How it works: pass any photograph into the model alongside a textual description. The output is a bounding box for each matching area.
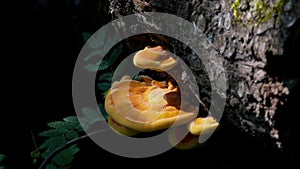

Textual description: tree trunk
[107,0,300,151]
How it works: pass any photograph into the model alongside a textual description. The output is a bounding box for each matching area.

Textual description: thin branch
[31,131,39,151]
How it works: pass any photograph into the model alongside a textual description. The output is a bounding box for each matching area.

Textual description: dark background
[1,0,298,168]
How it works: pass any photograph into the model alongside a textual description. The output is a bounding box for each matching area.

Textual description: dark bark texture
[108,0,300,150]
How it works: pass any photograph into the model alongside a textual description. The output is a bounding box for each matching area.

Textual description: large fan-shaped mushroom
[105,76,198,132]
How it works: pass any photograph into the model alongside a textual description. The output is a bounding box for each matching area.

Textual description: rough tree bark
[106,0,300,150]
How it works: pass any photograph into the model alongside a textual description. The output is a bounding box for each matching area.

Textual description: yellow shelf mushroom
[168,116,219,150]
[104,46,219,150]
[133,46,177,71]
[105,75,198,132]
[168,126,199,150]
[188,116,219,136]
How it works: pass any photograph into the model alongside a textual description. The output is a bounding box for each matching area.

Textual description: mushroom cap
[187,116,219,136]
[133,46,177,71]
[104,76,197,132]
[168,127,199,150]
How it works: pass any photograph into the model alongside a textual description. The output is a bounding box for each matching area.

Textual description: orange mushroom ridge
[133,46,177,71]
[104,75,198,132]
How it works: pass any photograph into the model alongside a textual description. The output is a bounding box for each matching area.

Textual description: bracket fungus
[105,75,198,132]
[168,116,219,150]
[133,46,177,71]
[168,126,200,150]
[104,46,219,150]
[188,116,219,136]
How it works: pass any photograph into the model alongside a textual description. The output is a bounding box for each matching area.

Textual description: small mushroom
[168,116,219,150]
[187,116,219,136]
[168,126,199,150]
[104,76,197,132]
[133,46,177,71]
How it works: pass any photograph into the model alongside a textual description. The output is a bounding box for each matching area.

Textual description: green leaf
[79,123,89,131]
[47,121,80,130]
[101,90,109,99]
[65,130,79,140]
[132,75,142,81]
[84,61,101,72]
[32,159,38,166]
[39,129,69,137]
[52,145,79,167]
[98,72,113,82]
[102,36,118,56]
[98,60,110,70]
[0,154,5,163]
[81,107,100,119]
[108,45,122,65]
[53,154,73,167]
[83,49,102,61]
[35,116,83,169]
[46,163,57,169]
[63,116,79,123]
[84,60,109,72]
[31,150,41,159]
[97,82,111,91]
[68,145,80,155]
[31,150,41,165]
[112,56,131,79]
[87,30,106,49]
[75,125,84,132]
[79,107,104,129]
[82,32,92,42]
[42,137,67,158]
[39,136,63,149]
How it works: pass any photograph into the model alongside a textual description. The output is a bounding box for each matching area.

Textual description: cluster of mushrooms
[104,46,219,150]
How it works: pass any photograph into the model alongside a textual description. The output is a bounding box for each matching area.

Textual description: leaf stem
[31,131,39,151]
